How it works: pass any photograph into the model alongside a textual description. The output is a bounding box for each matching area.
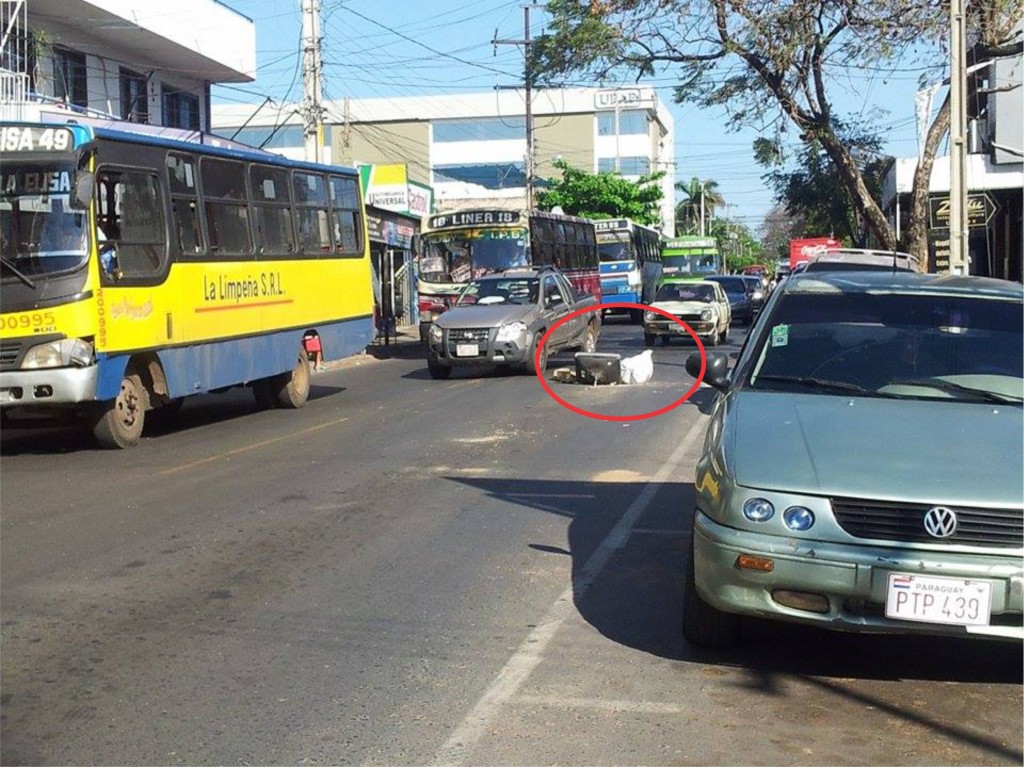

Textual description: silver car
[683,271,1023,647]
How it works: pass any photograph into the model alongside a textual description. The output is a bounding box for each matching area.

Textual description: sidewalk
[317,324,424,371]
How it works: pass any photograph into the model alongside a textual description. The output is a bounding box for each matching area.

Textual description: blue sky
[215,0,941,233]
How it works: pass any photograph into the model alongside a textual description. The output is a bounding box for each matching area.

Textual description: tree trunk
[905,93,952,271]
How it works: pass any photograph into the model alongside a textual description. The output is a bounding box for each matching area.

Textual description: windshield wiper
[0,254,36,289]
[756,374,868,394]
[886,377,1022,404]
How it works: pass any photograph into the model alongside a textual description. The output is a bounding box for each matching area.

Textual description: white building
[0,0,255,132]
[211,86,677,235]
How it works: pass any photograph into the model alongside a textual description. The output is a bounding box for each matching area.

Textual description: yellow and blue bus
[417,208,599,340]
[593,218,662,321]
[0,122,373,448]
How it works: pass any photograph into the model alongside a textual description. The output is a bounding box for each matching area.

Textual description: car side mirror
[686,351,730,392]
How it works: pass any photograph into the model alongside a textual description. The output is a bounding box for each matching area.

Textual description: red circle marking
[534,301,707,421]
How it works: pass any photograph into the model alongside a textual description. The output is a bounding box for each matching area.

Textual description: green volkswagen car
[683,271,1023,647]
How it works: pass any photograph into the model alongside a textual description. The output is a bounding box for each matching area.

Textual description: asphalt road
[1,318,1021,766]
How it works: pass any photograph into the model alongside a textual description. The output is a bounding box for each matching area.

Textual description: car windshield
[655,283,714,302]
[456,277,538,306]
[748,291,1024,402]
[1,160,89,278]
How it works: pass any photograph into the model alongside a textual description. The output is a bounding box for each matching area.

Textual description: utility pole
[300,0,324,163]
[948,0,969,274]
[494,2,538,209]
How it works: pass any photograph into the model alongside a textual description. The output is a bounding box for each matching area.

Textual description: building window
[433,117,526,143]
[120,68,148,123]
[162,86,201,131]
[434,162,526,190]
[598,156,650,175]
[597,109,649,137]
[53,48,88,107]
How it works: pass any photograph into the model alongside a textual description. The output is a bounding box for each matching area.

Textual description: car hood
[436,304,532,328]
[649,299,716,315]
[727,392,1023,506]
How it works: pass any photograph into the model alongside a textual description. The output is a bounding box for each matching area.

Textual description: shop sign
[929,193,997,229]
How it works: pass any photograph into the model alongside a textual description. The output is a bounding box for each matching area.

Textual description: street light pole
[948,0,969,275]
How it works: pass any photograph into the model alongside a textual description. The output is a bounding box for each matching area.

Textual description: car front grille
[831,497,1024,548]
[447,328,490,344]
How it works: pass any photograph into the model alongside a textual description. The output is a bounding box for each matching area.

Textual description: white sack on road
[619,349,654,384]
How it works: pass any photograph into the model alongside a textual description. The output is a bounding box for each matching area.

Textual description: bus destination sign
[593,219,629,231]
[428,210,521,229]
[0,126,73,153]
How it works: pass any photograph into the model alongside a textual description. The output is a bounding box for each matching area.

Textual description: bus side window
[167,152,204,256]
[95,169,167,279]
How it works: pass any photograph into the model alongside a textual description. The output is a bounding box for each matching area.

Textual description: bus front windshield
[1,161,89,279]
[597,233,632,263]
[662,254,718,276]
[419,229,528,284]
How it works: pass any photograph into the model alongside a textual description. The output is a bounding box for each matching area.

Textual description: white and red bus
[417,208,599,340]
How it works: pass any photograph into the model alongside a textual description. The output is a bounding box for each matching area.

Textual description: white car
[643,280,732,347]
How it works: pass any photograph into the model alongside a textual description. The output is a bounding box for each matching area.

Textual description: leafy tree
[535,158,665,225]
[754,120,888,247]
[531,0,1023,268]
[674,176,724,236]
[710,217,763,273]
[759,204,804,262]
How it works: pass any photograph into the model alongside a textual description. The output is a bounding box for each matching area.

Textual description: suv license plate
[884,573,992,626]
[455,343,479,357]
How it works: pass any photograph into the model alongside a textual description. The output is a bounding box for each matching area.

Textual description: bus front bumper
[0,366,99,407]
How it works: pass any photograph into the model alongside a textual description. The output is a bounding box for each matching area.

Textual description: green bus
[660,236,722,279]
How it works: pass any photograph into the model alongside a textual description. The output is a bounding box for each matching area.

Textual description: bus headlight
[428,324,443,344]
[627,270,642,288]
[495,321,527,343]
[700,309,713,321]
[22,338,94,369]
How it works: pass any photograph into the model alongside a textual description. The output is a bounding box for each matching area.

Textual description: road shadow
[0,383,348,455]
[443,473,1023,687]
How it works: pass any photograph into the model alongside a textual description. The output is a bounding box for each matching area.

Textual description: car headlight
[743,497,775,522]
[495,321,527,343]
[644,311,657,322]
[783,506,815,531]
[428,324,443,343]
[21,338,94,369]
[700,308,713,321]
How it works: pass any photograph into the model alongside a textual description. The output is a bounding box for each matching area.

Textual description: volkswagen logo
[923,506,958,538]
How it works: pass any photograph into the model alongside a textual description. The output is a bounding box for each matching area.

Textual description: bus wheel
[580,322,598,354]
[271,351,311,409]
[93,370,146,449]
[643,332,656,348]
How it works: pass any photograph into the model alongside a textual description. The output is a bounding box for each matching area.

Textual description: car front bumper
[692,510,1024,640]
[428,328,531,367]
[644,319,716,338]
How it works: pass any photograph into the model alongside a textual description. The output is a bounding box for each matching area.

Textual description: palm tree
[674,177,725,236]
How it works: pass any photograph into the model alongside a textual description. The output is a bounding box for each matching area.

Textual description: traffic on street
[2,318,1021,766]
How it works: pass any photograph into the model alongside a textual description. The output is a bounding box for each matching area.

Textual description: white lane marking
[517,694,689,715]
[432,415,709,767]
